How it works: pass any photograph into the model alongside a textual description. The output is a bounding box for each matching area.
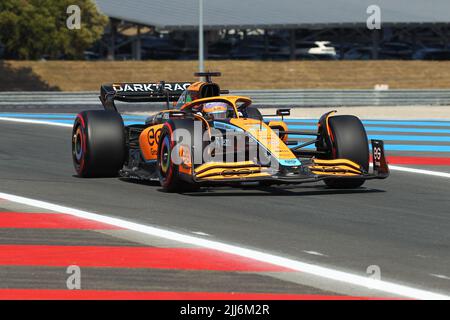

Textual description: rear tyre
[72,110,125,177]
[323,115,369,189]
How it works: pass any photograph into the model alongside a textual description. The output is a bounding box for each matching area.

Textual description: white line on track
[0,117,72,128]
[430,274,450,280]
[0,191,448,300]
[191,231,211,236]
[303,250,328,257]
[389,165,450,179]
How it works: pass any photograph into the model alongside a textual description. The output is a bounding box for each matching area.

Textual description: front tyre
[157,124,197,192]
[72,110,125,177]
[323,115,369,189]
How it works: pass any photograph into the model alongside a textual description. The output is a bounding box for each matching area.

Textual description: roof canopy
[95,0,450,30]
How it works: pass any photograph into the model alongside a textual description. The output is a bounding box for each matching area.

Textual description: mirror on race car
[276,109,291,116]
[261,108,291,119]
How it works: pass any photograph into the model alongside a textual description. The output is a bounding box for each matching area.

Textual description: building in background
[90,0,450,61]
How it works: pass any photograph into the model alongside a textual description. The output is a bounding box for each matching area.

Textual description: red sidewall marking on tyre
[75,114,87,172]
[161,123,174,186]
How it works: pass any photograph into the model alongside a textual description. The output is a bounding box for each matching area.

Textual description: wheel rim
[74,127,83,161]
[160,136,171,177]
[72,125,84,165]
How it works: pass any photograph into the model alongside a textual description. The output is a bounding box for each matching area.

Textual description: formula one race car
[72,72,389,192]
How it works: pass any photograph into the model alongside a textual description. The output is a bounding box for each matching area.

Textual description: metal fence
[1,90,450,108]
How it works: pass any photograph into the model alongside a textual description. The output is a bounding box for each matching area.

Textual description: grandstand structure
[94,0,450,61]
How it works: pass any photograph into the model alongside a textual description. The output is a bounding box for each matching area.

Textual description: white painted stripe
[0,191,447,300]
[302,250,327,257]
[191,231,211,236]
[430,274,450,280]
[390,165,450,179]
[0,117,72,128]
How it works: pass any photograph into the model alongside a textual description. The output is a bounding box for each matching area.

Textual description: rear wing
[100,81,192,111]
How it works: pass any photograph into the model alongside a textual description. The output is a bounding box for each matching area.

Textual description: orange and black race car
[72,72,389,192]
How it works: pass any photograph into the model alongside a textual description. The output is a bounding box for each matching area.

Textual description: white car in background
[289,41,337,59]
[308,41,337,56]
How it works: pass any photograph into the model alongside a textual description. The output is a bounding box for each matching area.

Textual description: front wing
[189,140,389,185]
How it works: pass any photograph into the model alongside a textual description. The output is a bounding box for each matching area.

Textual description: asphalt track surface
[0,112,449,299]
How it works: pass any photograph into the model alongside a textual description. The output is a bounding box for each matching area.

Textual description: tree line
[0,0,107,59]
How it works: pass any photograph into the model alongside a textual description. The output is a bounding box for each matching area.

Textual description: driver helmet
[202,102,228,120]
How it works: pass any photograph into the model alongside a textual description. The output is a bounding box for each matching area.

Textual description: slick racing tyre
[157,123,198,193]
[323,115,369,189]
[72,110,125,177]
